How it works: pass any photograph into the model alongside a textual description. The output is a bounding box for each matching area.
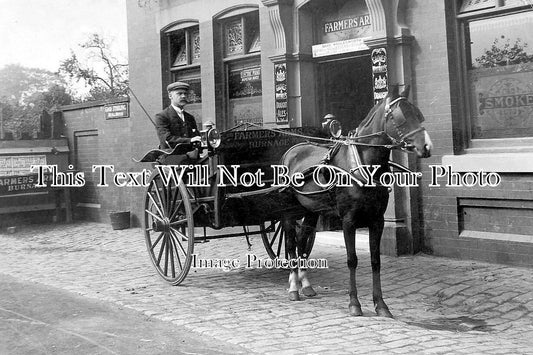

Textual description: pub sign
[275,63,288,125]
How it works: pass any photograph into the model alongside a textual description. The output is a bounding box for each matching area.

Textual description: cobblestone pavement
[1,222,533,354]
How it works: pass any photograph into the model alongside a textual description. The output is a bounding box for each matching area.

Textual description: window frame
[160,22,202,111]
[456,0,533,148]
[217,10,262,130]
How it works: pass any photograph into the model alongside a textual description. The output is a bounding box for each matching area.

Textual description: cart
[137,124,330,285]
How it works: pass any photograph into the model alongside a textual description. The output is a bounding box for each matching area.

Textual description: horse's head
[383,86,432,158]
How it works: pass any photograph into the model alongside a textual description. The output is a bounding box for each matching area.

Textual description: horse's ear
[400,85,411,98]
[384,96,391,112]
[389,85,399,98]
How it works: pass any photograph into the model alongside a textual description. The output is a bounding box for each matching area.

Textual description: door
[318,55,374,134]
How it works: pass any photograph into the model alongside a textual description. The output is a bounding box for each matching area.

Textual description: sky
[0,0,128,73]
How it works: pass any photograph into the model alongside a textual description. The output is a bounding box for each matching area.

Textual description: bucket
[109,211,130,230]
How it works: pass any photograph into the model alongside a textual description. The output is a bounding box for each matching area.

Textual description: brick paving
[0,222,533,354]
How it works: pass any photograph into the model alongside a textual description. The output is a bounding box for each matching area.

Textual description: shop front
[122,0,533,265]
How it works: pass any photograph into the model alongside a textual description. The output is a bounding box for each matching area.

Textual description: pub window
[220,11,262,128]
[162,24,202,119]
[223,12,261,57]
[169,25,200,68]
[459,0,533,140]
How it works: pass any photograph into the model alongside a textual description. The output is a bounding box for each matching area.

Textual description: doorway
[317,54,374,134]
[317,54,373,230]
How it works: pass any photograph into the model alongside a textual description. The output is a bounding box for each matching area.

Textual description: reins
[225,120,405,150]
[279,95,426,196]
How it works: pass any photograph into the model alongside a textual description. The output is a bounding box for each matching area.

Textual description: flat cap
[167,81,190,92]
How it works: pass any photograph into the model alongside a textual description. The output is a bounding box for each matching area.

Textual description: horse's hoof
[301,286,317,297]
[349,305,363,316]
[376,307,393,318]
[289,291,300,301]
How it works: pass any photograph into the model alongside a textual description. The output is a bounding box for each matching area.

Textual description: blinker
[392,109,407,127]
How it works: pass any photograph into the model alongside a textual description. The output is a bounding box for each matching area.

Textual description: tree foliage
[474,36,533,68]
[0,65,72,138]
[59,33,129,101]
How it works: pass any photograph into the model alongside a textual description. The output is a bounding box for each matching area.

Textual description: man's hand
[190,136,202,143]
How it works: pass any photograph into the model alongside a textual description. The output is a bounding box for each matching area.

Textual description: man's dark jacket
[154,106,199,149]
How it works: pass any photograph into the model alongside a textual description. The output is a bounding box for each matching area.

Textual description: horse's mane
[356,86,400,133]
[357,101,383,132]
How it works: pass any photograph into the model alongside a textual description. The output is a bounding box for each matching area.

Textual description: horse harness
[289,97,423,197]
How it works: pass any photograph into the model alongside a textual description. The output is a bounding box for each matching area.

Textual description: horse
[281,85,432,317]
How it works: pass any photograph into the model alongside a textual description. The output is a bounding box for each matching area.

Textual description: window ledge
[460,230,533,244]
[442,151,533,172]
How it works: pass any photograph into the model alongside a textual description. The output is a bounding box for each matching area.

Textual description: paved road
[0,274,247,354]
[0,222,532,354]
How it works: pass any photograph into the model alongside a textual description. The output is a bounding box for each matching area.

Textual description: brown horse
[281,86,432,317]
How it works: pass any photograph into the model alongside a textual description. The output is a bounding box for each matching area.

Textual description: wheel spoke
[276,228,284,257]
[165,183,172,216]
[164,234,170,275]
[169,199,183,222]
[169,218,188,226]
[146,208,164,223]
[170,227,188,255]
[169,185,180,218]
[156,233,167,266]
[270,223,282,248]
[168,229,184,270]
[150,232,164,252]
[152,178,167,217]
[168,233,176,278]
[147,192,166,220]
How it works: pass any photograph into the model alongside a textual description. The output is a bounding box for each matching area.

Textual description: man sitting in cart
[154,81,202,164]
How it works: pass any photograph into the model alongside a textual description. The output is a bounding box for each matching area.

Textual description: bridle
[381,96,426,150]
[282,96,427,195]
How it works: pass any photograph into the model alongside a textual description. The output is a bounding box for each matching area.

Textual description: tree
[474,36,533,68]
[0,65,72,138]
[59,33,129,102]
[0,64,65,105]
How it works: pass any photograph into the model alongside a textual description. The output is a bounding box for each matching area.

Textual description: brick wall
[407,0,533,267]
[62,98,134,222]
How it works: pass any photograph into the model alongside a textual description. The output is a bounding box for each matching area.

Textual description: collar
[171,104,184,116]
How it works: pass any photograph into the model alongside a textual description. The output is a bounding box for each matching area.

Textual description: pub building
[120,0,533,266]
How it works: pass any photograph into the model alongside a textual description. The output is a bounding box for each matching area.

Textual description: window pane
[460,0,495,14]
[228,64,262,127]
[225,19,244,56]
[170,31,187,67]
[191,28,200,63]
[469,12,533,68]
[466,11,533,139]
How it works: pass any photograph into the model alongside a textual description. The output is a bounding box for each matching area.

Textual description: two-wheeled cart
[137,124,330,285]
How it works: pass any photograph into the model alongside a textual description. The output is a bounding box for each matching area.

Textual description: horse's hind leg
[284,218,300,301]
[298,213,319,297]
[369,219,393,318]
[343,219,363,316]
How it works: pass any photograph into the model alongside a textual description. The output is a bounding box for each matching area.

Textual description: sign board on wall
[318,1,371,44]
[228,66,262,99]
[372,48,388,104]
[312,1,371,58]
[274,63,289,125]
[0,155,47,176]
[0,174,51,195]
[0,155,49,196]
[472,67,533,138]
[104,102,129,119]
[312,37,370,58]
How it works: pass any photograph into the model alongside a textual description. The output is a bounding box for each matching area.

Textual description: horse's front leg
[343,219,362,316]
[297,213,319,297]
[369,219,393,318]
[284,218,300,301]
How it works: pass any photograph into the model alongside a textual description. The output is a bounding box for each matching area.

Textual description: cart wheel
[261,219,316,260]
[144,171,194,285]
